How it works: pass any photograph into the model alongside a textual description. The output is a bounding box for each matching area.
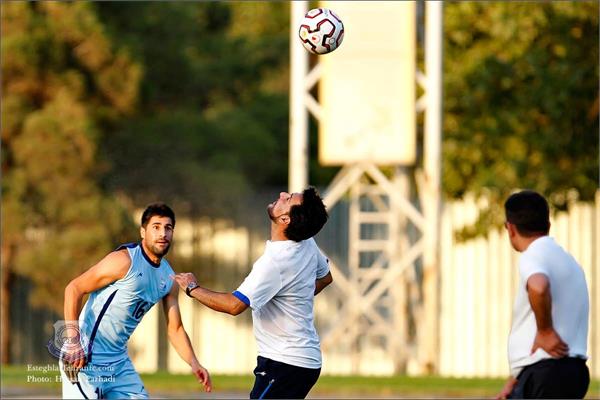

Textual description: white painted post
[289,1,309,193]
[421,0,443,374]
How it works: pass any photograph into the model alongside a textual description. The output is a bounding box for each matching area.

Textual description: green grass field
[2,364,599,398]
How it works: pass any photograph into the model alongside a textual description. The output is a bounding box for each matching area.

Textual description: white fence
[130,191,599,379]
[439,192,599,379]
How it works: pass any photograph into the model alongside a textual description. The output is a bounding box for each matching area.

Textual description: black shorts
[249,356,321,399]
[509,357,590,399]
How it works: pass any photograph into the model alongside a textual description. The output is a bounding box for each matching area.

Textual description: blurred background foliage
[1,1,598,361]
[443,2,598,238]
[2,2,139,319]
[96,2,292,215]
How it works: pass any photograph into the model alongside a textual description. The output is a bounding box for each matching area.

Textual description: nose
[279,192,288,199]
[158,226,168,237]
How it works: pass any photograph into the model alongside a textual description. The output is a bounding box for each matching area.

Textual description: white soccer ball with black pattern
[298,8,344,55]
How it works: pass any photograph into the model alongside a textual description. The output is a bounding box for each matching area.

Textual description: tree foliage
[2,0,598,325]
[1,2,139,312]
[95,2,292,216]
[443,2,599,236]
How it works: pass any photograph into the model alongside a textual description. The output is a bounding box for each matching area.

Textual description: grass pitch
[2,364,599,398]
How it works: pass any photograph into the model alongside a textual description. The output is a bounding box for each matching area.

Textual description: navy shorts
[250,356,321,399]
[509,357,589,399]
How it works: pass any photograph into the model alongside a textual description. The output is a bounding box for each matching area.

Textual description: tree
[443,2,599,237]
[95,2,293,216]
[1,2,140,362]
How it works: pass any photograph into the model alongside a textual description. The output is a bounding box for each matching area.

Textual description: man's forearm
[496,376,518,400]
[314,279,329,295]
[168,325,198,366]
[527,274,569,358]
[314,272,333,296]
[64,283,84,328]
[527,274,553,331]
[190,286,244,315]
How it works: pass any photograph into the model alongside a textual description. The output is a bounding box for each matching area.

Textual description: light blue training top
[78,243,174,365]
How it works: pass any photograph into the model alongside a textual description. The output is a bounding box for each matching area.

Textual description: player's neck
[141,241,162,264]
[518,234,546,252]
[270,224,289,242]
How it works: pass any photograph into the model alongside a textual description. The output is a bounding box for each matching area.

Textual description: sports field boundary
[2,365,599,398]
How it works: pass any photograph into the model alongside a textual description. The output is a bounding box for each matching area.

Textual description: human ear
[507,223,517,238]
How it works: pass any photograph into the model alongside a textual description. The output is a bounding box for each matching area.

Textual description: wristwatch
[185,281,199,297]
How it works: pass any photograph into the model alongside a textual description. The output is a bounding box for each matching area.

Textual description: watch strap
[185,284,199,297]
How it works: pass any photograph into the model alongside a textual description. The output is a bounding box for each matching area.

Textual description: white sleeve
[234,256,282,311]
[518,252,549,286]
[316,245,330,279]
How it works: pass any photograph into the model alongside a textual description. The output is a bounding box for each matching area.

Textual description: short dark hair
[285,187,328,242]
[504,190,550,237]
[141,203,176,228]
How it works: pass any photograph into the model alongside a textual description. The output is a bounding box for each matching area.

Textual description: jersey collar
[139,242,161,268]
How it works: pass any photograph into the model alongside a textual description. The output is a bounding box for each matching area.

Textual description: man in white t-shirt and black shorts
[496,190,590,399]
[173,187,333,399]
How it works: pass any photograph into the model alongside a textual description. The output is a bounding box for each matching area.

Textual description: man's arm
[495,376,518,400]
[315,271,333,295]
[527,273,569,357]
[172,273,248,316]
[64,250,130,321]
[62,250,130,372]
[162,285,212,392]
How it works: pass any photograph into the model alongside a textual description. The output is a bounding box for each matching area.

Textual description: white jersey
[508,236,589,377]
[78,243,174,364]
[234,238,330,369]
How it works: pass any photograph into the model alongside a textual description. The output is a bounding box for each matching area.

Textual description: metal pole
[425,3,442,189]
[289,1,309,193]
[422,0,443,373]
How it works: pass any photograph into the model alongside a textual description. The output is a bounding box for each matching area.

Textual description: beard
[150,241,171,257]
[267,202,277,222]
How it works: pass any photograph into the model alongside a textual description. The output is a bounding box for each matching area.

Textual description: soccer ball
[298,8,344,55]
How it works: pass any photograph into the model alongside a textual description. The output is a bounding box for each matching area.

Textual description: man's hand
[526,274,569,358]
[495,376,517,400]
[531,328,569,358]
[191,359,212,392]
[172,273,198,291]
[61,337,87,383]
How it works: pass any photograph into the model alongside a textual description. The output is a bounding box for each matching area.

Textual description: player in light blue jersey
[59,203,211,399]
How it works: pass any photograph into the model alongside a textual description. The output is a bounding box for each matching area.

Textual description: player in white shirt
[496,190,589,399]
[173,187,332,399]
